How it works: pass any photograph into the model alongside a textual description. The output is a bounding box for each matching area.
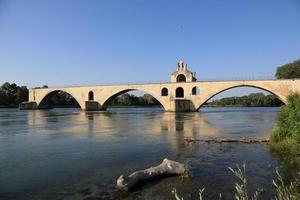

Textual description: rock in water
[116,158,186,190]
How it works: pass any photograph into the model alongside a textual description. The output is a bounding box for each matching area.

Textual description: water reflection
[0,107,280,200]
[22,107,278,154]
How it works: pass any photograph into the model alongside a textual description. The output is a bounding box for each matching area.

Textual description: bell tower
[171,59,197,82]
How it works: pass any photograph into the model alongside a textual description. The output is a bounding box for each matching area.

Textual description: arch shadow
[196,85,285,111]
[38,90,81,109]
[101,89,165,110]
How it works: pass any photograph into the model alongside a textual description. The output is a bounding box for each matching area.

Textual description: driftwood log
[185,138,269,144]
[116,158,186,190]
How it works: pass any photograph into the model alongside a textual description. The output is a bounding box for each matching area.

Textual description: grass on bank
[269,93,300,155]
[173,165,300,200]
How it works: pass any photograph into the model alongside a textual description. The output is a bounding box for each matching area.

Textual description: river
[0,107,286,199]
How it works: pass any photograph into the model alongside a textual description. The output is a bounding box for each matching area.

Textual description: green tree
[1,82,16,105]
[16,86,29,103]
[0,89,8,105]
[209,93,283,107]
[270,93,300,143]
[111,93,160,106]
[275,59,300,79]
[0,82,29,106]
[48,91,78,106]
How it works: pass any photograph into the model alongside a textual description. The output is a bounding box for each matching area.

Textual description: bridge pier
[19,101,38,110]
[170,99,197,112]
[85,101,102,111]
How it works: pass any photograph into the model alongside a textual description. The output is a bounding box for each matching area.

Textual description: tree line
[45,91,80,107]
[208,93,284,107]
[0,82,28,107]
[111,93,160,106]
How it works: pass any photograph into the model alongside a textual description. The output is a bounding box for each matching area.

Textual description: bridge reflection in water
[25,107,277,154]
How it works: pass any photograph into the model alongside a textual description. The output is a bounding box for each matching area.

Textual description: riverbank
[269,94,300,166]
[0,105,18,108]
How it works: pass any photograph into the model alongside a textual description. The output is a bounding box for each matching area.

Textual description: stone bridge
[21,60,300,112]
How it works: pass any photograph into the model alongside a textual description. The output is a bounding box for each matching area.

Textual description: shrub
[270,93,300,144]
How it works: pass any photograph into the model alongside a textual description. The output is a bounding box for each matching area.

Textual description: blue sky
[0,0,299,94]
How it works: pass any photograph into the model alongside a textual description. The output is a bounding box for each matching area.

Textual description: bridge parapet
[23,79,300,112]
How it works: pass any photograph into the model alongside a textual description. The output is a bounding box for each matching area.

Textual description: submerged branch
[185,138,269,144]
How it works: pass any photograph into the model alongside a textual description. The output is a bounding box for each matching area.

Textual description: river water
[0,107,285,199]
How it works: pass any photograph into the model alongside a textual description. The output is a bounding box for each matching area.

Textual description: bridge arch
[195,84,286,111]
[37,90,82,109]
[101,89,167,110]
[176,74,186,82]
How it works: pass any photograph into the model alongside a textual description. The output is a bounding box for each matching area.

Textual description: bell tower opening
[176,74,186,82]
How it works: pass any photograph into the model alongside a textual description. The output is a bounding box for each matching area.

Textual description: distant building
[171,60,197,82]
